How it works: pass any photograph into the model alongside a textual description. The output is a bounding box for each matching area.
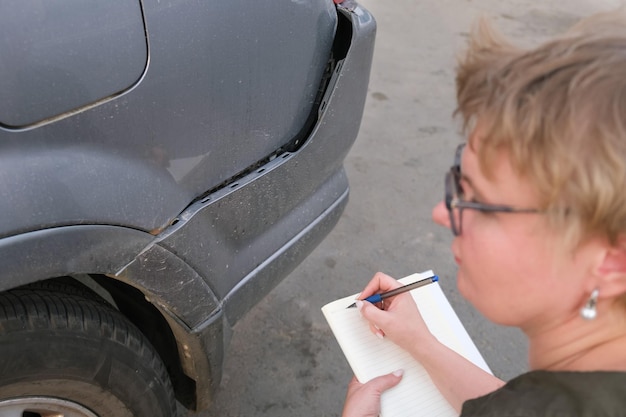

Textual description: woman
[342,11,626,417]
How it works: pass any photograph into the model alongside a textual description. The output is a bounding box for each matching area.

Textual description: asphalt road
[189,0,619,415]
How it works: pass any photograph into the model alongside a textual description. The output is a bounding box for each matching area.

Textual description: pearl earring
[580,289,599,320]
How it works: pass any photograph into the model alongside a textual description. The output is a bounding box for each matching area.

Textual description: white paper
[322,271,491,417]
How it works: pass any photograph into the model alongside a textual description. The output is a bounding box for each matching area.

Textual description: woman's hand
[354,273,505,412]
[341,371,404,417]
[356,272,437,354]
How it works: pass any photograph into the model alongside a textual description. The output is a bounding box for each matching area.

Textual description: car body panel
[0,0,338,240]
[0,0,375,411]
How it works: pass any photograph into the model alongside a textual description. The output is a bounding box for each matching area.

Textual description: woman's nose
[432,200,451,229]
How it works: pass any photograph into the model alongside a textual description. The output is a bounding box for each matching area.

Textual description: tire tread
[0,285,178,417]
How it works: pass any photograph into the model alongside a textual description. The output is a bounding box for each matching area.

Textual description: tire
[0,284,178,417]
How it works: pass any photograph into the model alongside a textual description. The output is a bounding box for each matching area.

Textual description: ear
[594,235,626,298]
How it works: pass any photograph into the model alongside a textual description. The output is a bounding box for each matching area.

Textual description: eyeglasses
[445,143,540,236]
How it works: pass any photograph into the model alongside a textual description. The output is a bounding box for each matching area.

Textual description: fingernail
[355,300,364,310]
[393,369,404,377]
[376,332,384,339]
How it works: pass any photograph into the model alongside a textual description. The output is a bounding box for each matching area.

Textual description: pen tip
[346,303,357,309]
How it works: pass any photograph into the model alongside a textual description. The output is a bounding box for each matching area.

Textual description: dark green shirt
[461,370,626,417]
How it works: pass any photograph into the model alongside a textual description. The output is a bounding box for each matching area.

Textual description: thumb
[357,300,387,327]
[367,369,404,392]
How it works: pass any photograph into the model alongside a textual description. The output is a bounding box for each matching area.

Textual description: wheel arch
[0,225,225,411]
[88,274,198,410]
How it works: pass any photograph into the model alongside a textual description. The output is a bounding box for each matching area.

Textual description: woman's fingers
[358,272,402,300]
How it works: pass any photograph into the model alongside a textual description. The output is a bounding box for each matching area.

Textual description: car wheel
[0,284,178,417]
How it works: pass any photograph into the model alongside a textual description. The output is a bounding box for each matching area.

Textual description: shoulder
[460,370,626,417]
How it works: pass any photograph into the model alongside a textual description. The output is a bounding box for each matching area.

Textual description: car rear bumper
[125,3,376,411]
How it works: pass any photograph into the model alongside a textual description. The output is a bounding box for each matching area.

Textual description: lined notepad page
[322,271,491,417]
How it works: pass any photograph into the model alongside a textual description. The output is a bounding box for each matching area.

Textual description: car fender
[0,224,220,328]
[0,147,192,238]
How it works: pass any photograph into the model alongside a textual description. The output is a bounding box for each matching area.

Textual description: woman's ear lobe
[595,237,626,297]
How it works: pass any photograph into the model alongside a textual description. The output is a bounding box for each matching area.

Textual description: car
[0,0,375,416]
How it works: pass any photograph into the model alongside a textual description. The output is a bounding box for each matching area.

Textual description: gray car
[0,0,375,416]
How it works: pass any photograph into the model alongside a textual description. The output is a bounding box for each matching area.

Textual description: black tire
[0,285,178,417]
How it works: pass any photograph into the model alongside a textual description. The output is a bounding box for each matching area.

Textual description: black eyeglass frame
[444,143,541,236]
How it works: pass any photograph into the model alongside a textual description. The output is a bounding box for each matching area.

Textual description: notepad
[322,270,491,417]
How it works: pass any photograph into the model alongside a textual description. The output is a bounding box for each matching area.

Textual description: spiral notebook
[322,270,491,417]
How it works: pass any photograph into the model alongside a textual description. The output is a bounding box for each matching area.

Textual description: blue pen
[346,275,439,308]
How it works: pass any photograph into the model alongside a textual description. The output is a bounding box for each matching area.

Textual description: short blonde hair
[455,11,626,245]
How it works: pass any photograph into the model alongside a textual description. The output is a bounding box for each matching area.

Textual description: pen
[346,275,439,308]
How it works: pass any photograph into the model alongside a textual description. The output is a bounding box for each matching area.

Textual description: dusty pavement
[189,0,620,416]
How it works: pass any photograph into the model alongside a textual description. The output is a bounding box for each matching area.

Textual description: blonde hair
[455,11,626,246]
